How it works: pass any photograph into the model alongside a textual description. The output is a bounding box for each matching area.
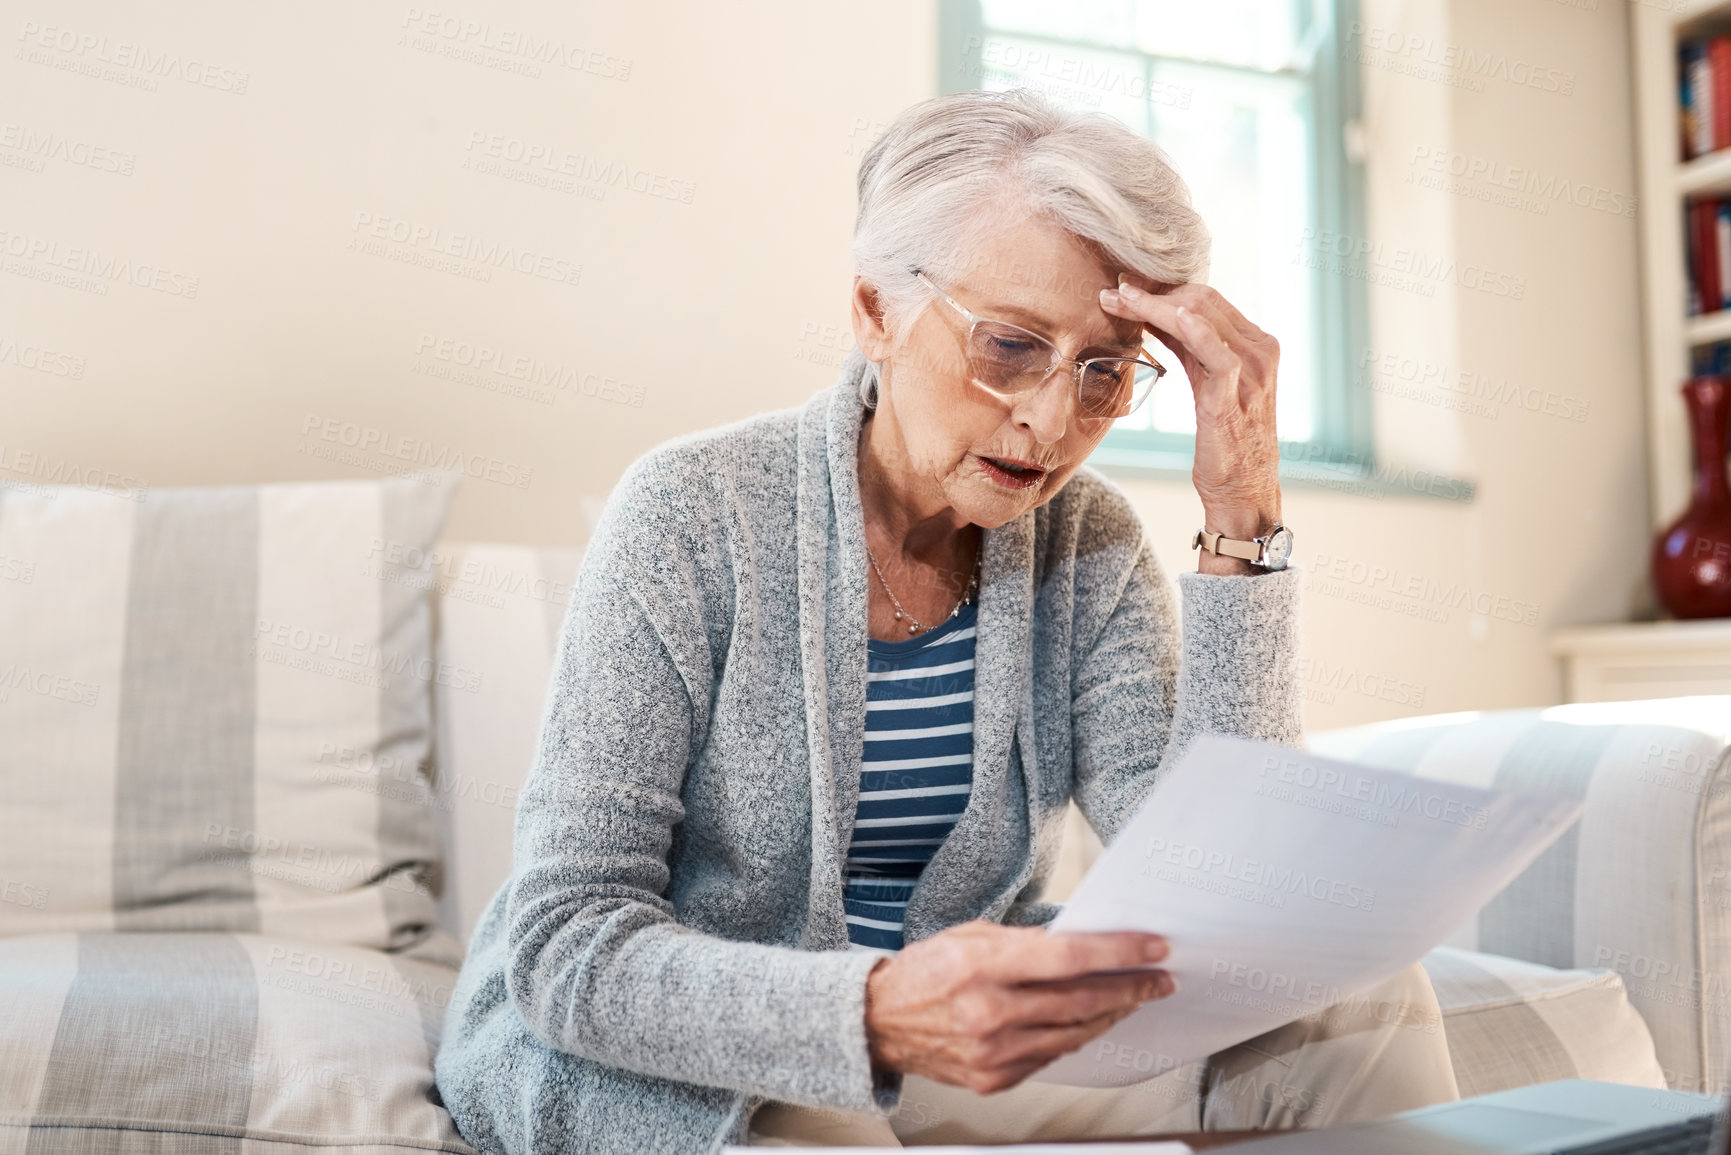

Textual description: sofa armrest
[1310,697,1731,1096]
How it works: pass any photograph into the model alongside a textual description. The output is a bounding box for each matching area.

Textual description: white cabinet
[1552,620,1731,703]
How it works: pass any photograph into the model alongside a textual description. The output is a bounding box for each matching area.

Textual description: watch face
[1262,527,1294,569]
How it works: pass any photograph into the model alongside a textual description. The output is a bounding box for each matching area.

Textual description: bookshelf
[1631,0,1731,528]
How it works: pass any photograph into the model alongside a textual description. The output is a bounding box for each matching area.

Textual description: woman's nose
[1011,367,1077,445]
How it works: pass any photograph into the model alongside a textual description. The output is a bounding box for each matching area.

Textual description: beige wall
[1,0,1647,729]
[1,0,936,536]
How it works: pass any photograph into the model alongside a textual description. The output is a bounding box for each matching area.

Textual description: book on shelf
[1684,41,1701,160]
[1716,38,1731,152]
[1689,198,1723,315]
[1719,203,1731,312]
[1695,340,1731,377]
[1686,40,1711,159]
[1679,36,1731,160]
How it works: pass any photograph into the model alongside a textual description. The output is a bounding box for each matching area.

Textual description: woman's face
[855,216,1149,530]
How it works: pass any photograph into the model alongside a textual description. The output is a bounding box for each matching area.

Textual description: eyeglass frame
[911,269,1167,420]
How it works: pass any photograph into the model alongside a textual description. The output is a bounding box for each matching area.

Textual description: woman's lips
[978,454,1049,490]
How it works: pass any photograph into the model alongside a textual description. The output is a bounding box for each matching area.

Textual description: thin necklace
[865,542,980,636]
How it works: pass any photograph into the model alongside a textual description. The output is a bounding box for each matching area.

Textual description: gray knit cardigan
[434,349,1303,1154]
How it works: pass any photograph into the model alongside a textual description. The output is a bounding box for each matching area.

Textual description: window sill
[1089,447,1477,504]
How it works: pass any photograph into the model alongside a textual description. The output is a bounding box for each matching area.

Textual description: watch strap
[1191,528,1264,563]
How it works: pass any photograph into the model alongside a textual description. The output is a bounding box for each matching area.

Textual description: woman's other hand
[863,920,1176,1093]
[1099,281,1282,574]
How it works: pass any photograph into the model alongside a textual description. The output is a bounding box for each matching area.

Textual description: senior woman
[435,89,1458,1152]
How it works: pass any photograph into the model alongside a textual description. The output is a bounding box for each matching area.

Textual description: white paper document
[1035,734,1583,1087]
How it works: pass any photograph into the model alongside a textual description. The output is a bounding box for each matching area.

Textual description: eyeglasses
[914,270,1166,421]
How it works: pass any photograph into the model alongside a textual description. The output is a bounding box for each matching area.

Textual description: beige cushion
[430,542,583,943]
[0,478,461,959]
[1423,946,1666,1098]
[0,931,474,1153]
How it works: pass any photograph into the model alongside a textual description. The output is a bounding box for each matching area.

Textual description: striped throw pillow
[0,931,474,1152]
[1423,946,1666,1097]
[0,477,460,957]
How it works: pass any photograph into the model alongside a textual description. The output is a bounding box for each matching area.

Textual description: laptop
[1224,1078,1728,1155]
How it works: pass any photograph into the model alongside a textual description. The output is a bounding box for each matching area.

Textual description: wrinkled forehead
[956,267,1151,350]
[946,217,1151,349]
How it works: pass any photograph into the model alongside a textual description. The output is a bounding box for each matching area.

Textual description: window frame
[937,0,1400,493]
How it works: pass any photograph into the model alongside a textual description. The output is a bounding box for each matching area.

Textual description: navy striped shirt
[843,600,977,951]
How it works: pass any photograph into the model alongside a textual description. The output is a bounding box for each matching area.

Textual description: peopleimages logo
[14,20,252,94]
[0,122,135,175]
[0,334,85,379]
[1295,228,1526,300]
[1298,656,1426,709]
[1358,348,1591,424]
[1307,550,1542,627]
[0,225,200,298]
[252,615,485,692]
[958,36,1193,110]
[1592,947,1731,1008]
[367,536,575,606]
[299,414,534,490]
[0,445,148,500]
[1141,838,1377,911]
[397,8,632,80]
[1407,146,1635,218]
[348,212,582,288]
[0,664,99,708]
[462,131,697,204]
[1,877,49,910]
[1345,22,1575,96]
[1257,753,1491,829]
[412,334,645,407]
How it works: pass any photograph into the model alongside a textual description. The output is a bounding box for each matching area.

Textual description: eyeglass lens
[966,321,1159,418]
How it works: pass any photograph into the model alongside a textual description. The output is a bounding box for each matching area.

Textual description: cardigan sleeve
[501,463,890,1115]
[1069,526,1304,846]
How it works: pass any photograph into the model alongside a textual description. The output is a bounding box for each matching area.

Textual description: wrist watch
[1191,523,1294,571]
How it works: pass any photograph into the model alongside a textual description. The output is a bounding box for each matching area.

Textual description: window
[939,0,1370,479]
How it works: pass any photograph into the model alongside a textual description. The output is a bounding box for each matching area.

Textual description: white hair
[852,88,1210,406]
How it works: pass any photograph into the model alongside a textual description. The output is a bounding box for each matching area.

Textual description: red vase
[1652,376,1731,619]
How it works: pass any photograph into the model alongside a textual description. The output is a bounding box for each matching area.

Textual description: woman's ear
[849,276,895,363]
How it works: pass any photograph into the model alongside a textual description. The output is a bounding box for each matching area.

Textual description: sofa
[0,477,1726,1152]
